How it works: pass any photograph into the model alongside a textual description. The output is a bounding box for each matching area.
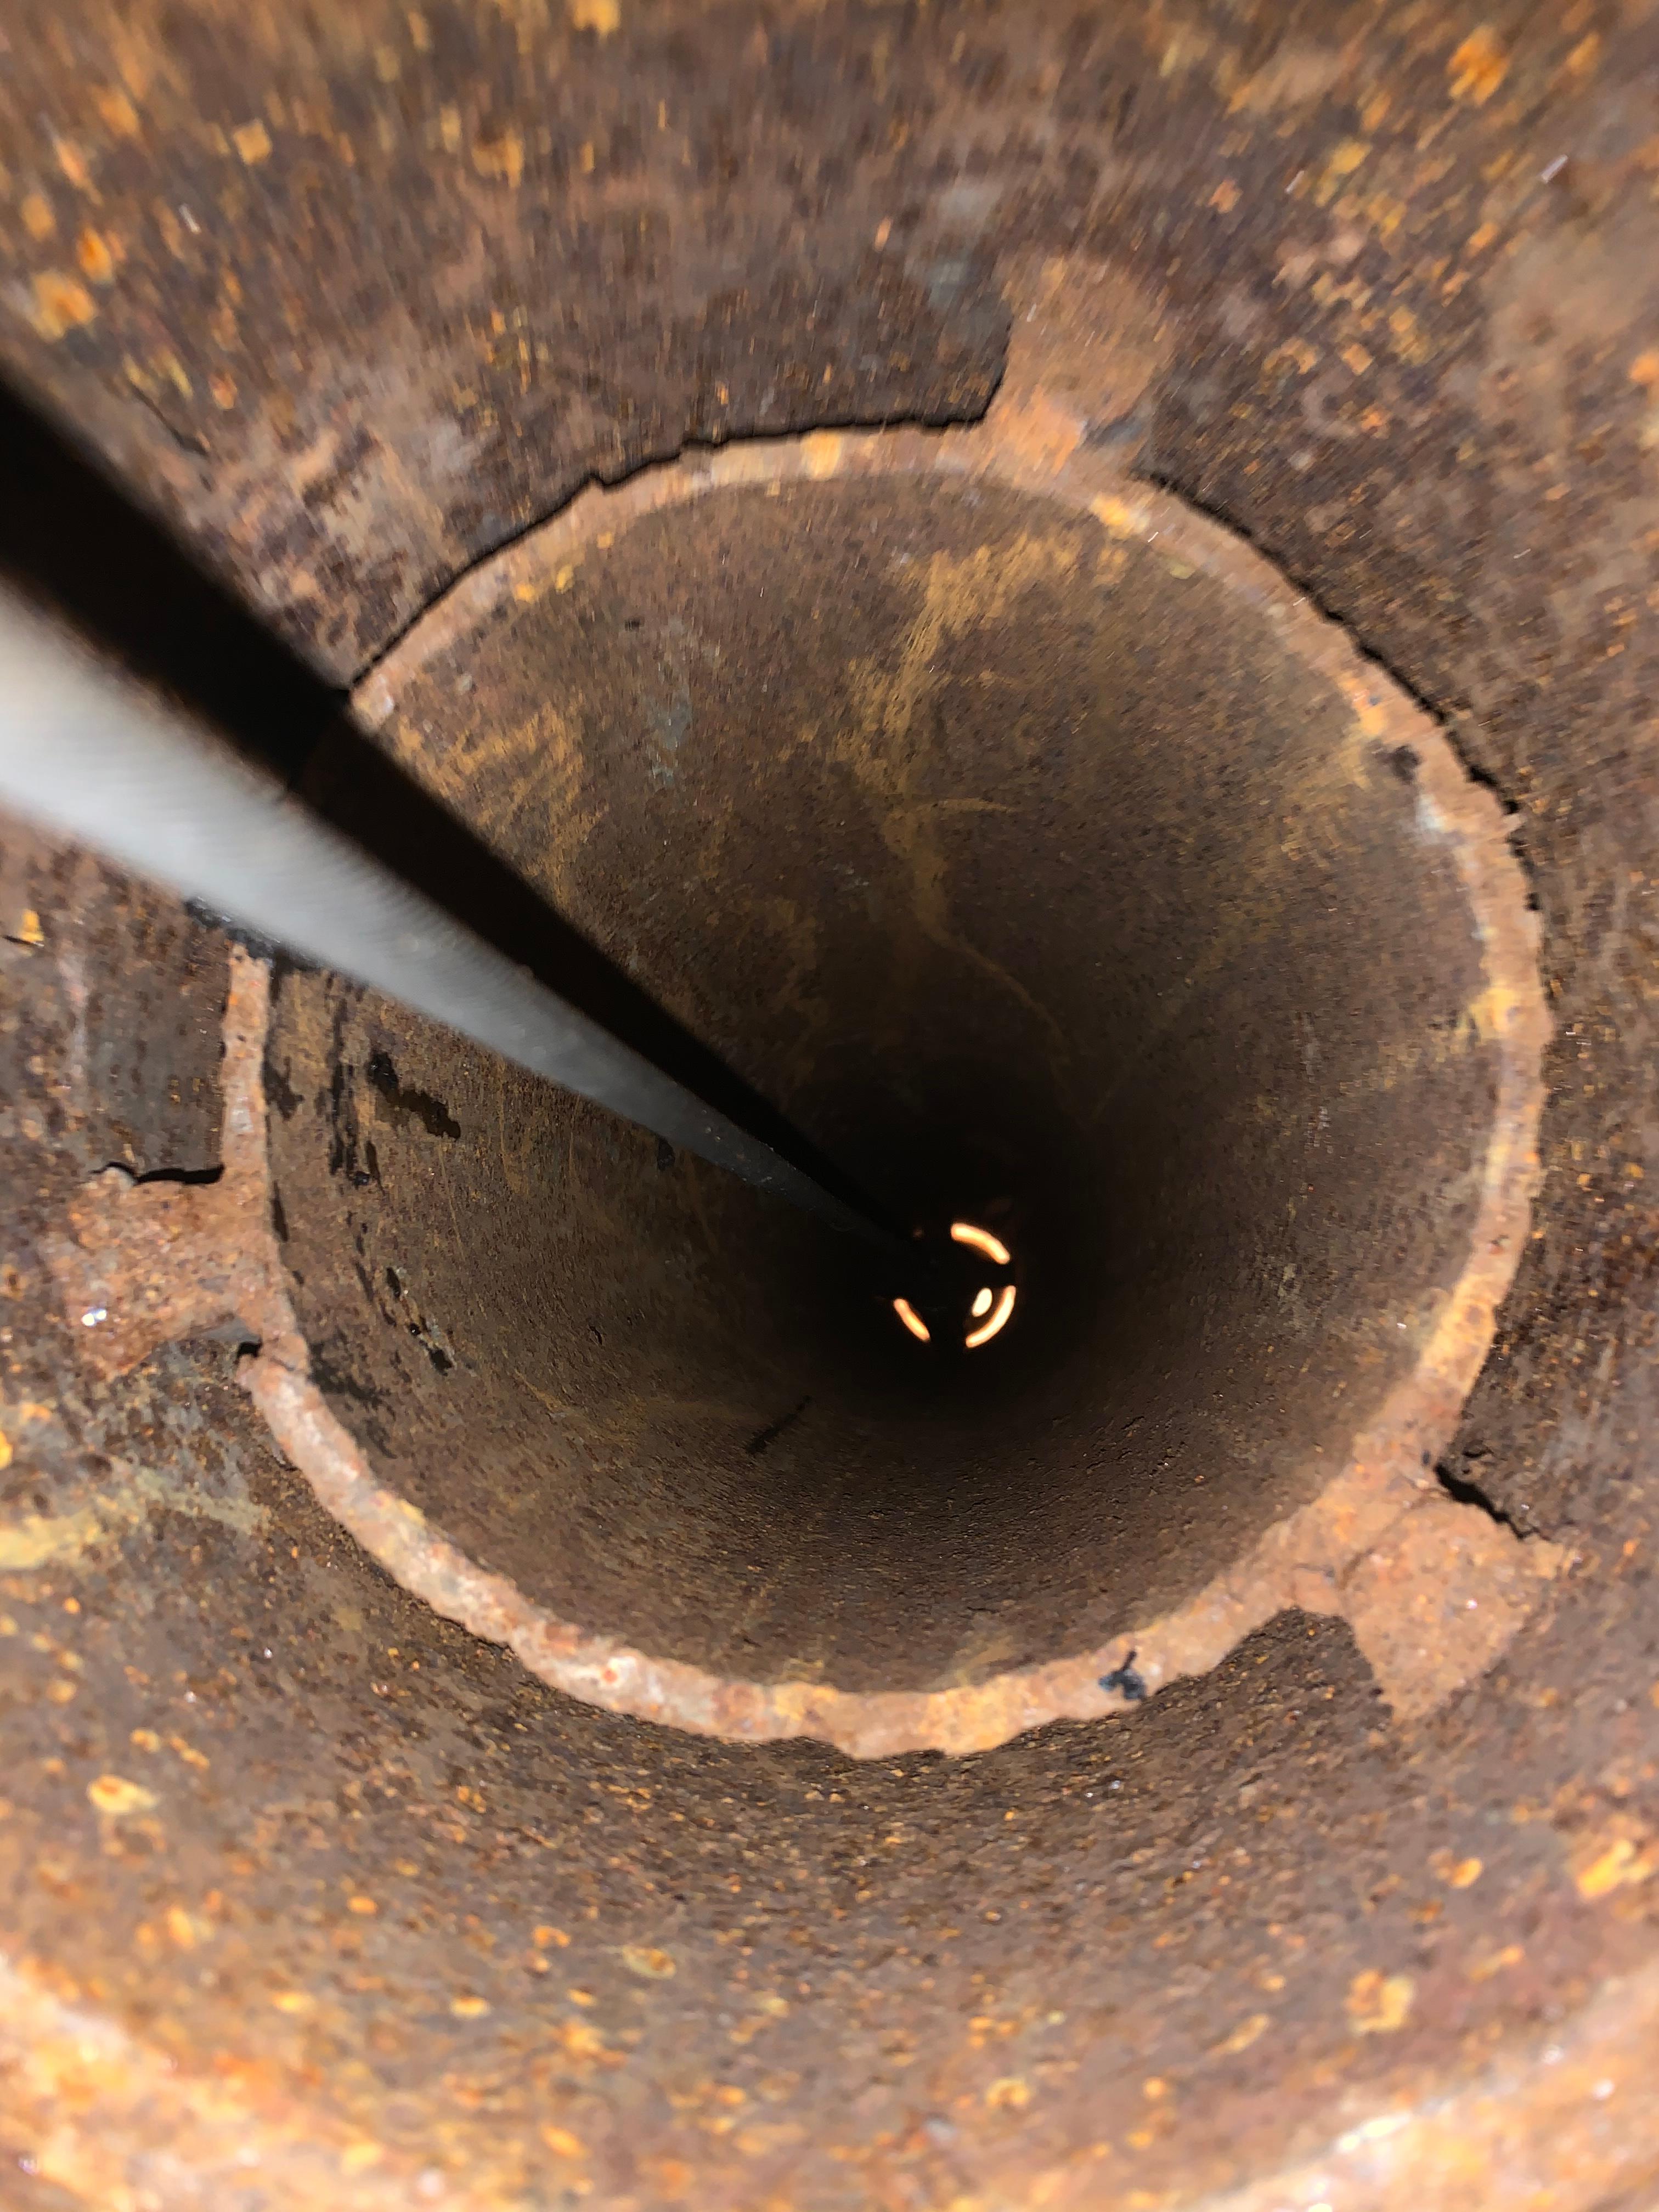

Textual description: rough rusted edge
[245,413,1554,1757]
[0,1949,505,2212]
[1181,1962,1659,2212]
[3,1933,1654,2212]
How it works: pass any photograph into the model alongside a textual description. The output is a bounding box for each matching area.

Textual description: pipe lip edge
[227,412,1553,1758]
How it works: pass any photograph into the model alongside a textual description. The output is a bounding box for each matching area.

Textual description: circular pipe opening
[255,425,1545,1754]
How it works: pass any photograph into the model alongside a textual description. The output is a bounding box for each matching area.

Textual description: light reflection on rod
[893,1297,932,1343]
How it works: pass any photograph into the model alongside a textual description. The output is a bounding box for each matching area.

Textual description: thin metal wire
[0,584,904,1250]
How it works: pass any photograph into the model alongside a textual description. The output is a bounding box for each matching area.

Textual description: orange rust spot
[1209,179,1239,213]
[557,2017,614,2062]
[1575,1833,1658,1900]
[87,1774,156,1818]
[1089,491,1144,539]
[1469,1943,1524,1981]
[995,385,1085,477]
[75,228,115,285]
[1431,1851,1484,1888]
[801,430,845,478]
[1448,27,1508,106]
[1630,352,1659,390]
[21,191,55,239]
[29,270,97,340]
[1269,336,1319,375]
[232,119,272,166]
[54,139,92,191]
[568,0,620,29]
[94,87,141,137]
[985,2075,1031,2111]
[1346,1969,1416,2033]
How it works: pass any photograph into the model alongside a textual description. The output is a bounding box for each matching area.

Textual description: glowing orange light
[970,1285,994,1319]
[893,1297,931,1343]
[951,1220,1011,1267]
[964,1283,1017,1349]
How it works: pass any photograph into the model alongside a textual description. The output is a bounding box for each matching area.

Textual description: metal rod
[0,584,904,1250]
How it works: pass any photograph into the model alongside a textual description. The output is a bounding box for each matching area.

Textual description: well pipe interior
[267,460,1499,1698]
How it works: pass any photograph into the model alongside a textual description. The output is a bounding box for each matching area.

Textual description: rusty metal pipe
[2,3,1656,2206]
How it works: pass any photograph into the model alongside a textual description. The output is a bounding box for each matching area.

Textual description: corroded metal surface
[234,417,1551,1756]
[2,1,1659,2208]
[0,822,225,1182]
